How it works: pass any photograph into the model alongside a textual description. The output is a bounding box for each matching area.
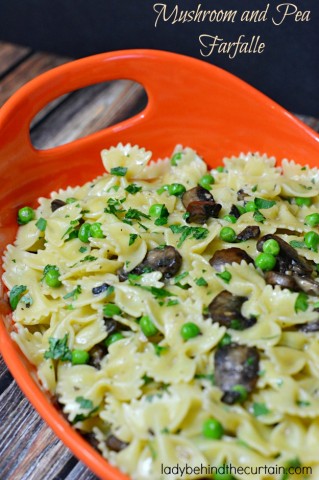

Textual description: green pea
[105,333,124,348]
[223,215,237,224]
[180,322,201,340]
[262,239,280,256]
[199,174,215,190]
[149,204,168,218]
[140,315,158,337]
[44,266,61,288]
[295,196,312,207]
[244,201,257,212]
[71,349,90,365]
[103,303,121,317]
[167,183,186,196]
[78,223,91,243]
[219,227,237,243]
[65,197,77,204]
[18,206,35,225]
[255,253,276,271]
[202,418,224,439]
[305,213,319,227]
[232,384,248,403]
[304,231,319,251]
[90,222,104,238]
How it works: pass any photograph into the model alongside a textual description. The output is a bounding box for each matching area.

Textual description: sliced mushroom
[118,246,182,281]
[229,204,241,219]
[88,344,107,369]
[51,199,66,212]
[293,276,319,296]
[237,226,260,242]
[237,189,247,201]
[92,283,110,295]
[298,320,319,333]
[186,201,222,224]
[264,271,297,290]
[182,186,214,209]
[208,291,255,330]
[209,247,254,272]
[257,234,313,275]
[105,434,129,452]
[214,344,259,405]
[83,432,100,451]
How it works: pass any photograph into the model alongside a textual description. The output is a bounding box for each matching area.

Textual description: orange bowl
[0,49,319,480]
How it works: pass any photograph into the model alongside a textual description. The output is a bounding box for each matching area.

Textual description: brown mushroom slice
[208,291,255,330]
[237,189,247,201]
[257,234,313,275]
[209,247,254,272]
[141,245,182,278]
[118,245,182,281]
[264,271,297,290]
[293,276,319,296]
[51,199,66,212]
[229,204,241,219]
[88,343,107,369]
[182,185,214,209]
[298,320,319,333]
[105,434,129,452]
[214,344,260,405]
[186,200,221,224]
[237,226,260,242]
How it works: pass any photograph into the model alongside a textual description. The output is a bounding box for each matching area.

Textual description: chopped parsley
[253,210,266,223]
[216,270,232,283]
[251,185,258,192]
[289,240,306,249]
[195,277,208,287]
[170,152,183,166]
[35,217,47,231]
[153,344,169,356]
[125,183,142,194]
[174,272,189,283]
[254,197,276,209]
[107,185,120,192]
[125,208,150,221]
[169,224,209,247]
[194,373,215,384]
[80,255,97,263]
[62,219,79,240]
[44,334,72,361]
[79,246,88,253]
[129,233,139,246]
[104,198,126,217]
[110,166,127,176]
[252,402,270,417]
[76,396,94,409]
[9,285,27,310]
[63,285,82,300]
[296,400,311,407]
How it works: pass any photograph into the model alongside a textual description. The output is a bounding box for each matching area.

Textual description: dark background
[0,0,318,115]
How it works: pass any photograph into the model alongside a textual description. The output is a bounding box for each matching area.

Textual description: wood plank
[0,51,70,107]
[0,41,31,77]
[31,80,146,150]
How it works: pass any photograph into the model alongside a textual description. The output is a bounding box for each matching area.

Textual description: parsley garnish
[62,219,79,240]
[166,299,179,307]
[9,285,27,310]
[252,402,270,417]
[125,208,150,221]
[174,272,189,283]
[169,224,209,247]
[44,334,72,361]
[216,270,232,283]
[79,246,88,253]
[36,217,47,231]
[254,198,276,209]
[296,400,311,407]
[129,233,139,246]
[171,152,183,166]
[195,277,208,287]
[80,255,97,263]
[289,240,306,249]
[125,184,142,194]
[104,198,126,217]
[110,166,127,176]
[194,373,215,384]
[76,396,94,409]
[253,210,266,223]
[153,344,169,356]
[63,285,82,300]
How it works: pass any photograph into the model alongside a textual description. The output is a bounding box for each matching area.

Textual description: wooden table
[0,41,319,480]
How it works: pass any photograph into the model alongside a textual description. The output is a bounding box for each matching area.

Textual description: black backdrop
[0,0,318,116]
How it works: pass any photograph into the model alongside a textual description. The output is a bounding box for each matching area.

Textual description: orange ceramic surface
[0,49,318,480]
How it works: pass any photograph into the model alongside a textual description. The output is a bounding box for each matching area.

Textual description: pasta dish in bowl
[0,50,319,479]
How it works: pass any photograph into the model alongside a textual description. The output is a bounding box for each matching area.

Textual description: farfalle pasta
[3,145,319,479]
